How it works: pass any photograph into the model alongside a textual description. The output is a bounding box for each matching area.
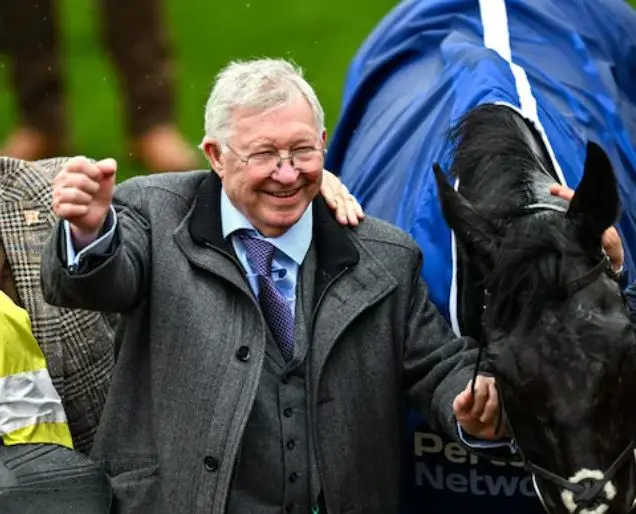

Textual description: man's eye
[251,152,277,159]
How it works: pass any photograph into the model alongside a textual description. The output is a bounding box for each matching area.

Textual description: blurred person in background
[0,0,199,172]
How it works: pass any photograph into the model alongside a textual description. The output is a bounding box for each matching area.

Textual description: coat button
[204,456,219,472]
[283,407,293,417]
[288,472,299,483]
[286,439,296,450]
[235,346,251,362]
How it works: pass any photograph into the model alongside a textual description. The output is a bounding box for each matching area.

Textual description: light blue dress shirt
[220,189,312,314]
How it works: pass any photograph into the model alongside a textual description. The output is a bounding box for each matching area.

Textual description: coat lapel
[309,200,397,375]
[173,173,254,299]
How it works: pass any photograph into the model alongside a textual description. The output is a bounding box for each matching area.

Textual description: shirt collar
[221,188,312,265]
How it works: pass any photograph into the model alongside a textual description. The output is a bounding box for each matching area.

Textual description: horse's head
[434,137,636,513]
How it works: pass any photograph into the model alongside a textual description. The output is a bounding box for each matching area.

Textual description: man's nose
[271,158,299,184]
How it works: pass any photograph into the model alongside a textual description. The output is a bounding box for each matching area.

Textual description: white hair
[202,58,325,145]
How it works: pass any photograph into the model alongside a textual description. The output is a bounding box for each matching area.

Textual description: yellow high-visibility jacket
[0,290,73,448]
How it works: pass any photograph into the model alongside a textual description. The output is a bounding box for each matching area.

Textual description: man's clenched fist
[52,156,117,249]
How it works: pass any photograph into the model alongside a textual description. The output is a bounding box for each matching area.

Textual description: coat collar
[188,172,360,279]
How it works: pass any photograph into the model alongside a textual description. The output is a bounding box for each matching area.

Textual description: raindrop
[246,2,251,7]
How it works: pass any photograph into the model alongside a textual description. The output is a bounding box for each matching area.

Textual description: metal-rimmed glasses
[225,144,325,172]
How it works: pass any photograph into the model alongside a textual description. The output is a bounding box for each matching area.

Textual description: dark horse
[433,103,636,514]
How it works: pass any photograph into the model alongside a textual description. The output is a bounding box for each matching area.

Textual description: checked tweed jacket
[0,156,116,453]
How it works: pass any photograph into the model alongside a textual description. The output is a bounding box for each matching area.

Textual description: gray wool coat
[40,170,482,514]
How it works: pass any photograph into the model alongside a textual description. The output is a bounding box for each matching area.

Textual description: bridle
[497,370,634,514]
[469,201,636,513]
[498,377,634,514]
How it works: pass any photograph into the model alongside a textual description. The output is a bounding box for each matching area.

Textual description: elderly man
[0,154,358,449]
[40,58,504,514]
[0,154,361,513]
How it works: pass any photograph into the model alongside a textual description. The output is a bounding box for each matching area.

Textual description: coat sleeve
[401,251,518,461]
[624,281,636,326]
[40,177,151,314]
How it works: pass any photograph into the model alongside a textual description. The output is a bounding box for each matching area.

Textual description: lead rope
[470,289,489,398]
[472,289,504,435]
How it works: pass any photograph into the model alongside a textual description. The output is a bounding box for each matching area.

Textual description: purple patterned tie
[238,231,295,361]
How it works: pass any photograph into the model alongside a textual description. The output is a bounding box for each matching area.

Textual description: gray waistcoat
[226,246,322,514]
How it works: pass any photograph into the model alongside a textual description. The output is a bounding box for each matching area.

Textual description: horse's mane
[486,216,595,333]
[448,104,602,333]
[448,104,557,214]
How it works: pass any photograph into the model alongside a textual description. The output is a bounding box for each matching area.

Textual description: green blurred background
[0,0,397,180]
[0,0,634,181]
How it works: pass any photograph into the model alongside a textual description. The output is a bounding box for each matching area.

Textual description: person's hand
[454,375,506,440]
[52,156,117,248]
[320,169,364,226]
[549,183,624,271]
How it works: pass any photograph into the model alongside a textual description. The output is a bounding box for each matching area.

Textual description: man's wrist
[70,224,103,250]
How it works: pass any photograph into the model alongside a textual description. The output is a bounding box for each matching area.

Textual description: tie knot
[237,231,276,276]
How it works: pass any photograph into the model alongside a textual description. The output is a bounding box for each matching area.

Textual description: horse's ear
[432,163,499,270]
[565,141,621,241]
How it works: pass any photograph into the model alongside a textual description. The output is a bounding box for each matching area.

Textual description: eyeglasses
[225,144,325,171]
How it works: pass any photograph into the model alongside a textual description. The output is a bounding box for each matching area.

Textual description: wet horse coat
[325,0,636,512]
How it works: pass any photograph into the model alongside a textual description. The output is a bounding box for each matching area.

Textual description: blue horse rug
[325,0,636,512]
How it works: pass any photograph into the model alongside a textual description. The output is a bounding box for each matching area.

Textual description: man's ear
[201,139,225,178]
